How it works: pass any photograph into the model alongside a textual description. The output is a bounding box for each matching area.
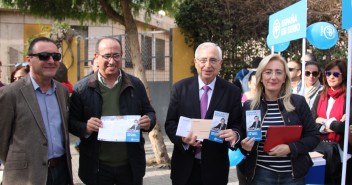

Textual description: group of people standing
[0,37,351,185]
[0,36,155,185]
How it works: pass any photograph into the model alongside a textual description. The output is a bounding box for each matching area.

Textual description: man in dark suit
[0,37,73,185]
[128,119,141,131]
[249,116,261,129]
[212,117,227,131]
[165,42,243,185]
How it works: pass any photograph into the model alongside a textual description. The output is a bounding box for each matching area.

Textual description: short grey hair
[194,42,222,60]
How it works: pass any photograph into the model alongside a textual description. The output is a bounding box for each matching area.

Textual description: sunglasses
[288,68,299,72]
[305,71,319,77]
[29,52,62,62]
[325,71,342,78]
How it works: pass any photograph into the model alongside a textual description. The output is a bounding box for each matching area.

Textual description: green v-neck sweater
[98,81,128,167]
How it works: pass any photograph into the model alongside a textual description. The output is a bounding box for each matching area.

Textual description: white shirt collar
[198,76,216,91]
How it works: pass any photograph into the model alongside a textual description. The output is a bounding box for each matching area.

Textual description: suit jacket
[213,123,227,130]
[129,124,140,131]
[249,121,261,129]
[0,75,73,185]
[165,76,243,185]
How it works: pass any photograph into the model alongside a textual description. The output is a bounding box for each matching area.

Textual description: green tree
[175,0,347,80]
[1,0,172,165]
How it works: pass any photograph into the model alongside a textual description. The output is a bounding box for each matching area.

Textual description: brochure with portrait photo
[208,111,229,143]
[98,115,141,142]
[245,110,262,141]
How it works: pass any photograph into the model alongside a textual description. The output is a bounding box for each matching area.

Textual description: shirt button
[43,143,47,146]
[42,162,47,166]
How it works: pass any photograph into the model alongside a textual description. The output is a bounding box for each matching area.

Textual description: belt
[48,155,66,168]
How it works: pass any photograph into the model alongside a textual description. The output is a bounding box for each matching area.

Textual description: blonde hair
[250,54,295,112]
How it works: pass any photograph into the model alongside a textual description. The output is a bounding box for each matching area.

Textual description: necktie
[195,86,210,159]
[200,85,210,119]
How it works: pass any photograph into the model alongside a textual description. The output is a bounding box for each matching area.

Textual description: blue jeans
[250,166,305,185]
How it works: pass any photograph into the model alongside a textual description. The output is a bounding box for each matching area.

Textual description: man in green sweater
[69,37,156,185]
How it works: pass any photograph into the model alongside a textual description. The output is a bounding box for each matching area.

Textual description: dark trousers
[97,163,141,185]
[185,159,202,185]
[46,162,69,185]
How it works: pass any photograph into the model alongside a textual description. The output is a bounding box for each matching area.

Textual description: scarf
[305,80,321,104]
[316,85,346,142]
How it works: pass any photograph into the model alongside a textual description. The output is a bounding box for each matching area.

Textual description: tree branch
[98,0,125,25]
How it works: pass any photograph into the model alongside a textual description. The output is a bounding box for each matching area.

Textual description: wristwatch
[319,121,326,133]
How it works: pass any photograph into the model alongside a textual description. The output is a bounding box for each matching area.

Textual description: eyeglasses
[325,71,342,78]
[28,52,62,62]
[196,58,219,64]
[99,53,121,60]
[263,70,285,77]
[305,71,319,77]
[288,68,300,72]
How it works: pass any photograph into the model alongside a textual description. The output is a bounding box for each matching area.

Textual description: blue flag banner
[267,0,307,46]
[342,0,352,30]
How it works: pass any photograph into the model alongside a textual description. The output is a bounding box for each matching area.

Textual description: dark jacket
[237,94,319,184]
[69,70,156,185]
[165,76,243,185]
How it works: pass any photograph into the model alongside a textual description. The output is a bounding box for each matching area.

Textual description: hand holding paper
[86,117,102,134]
[181,131,202,147]
[218,129,238,147]
[240,137,255,152]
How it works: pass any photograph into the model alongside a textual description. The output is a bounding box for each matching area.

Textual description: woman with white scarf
[304,61,323,109]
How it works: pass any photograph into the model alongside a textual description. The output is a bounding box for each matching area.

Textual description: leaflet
[176,116,212,140]
[98,115,141,142]
[245,110,262,141]
[208,111,229,143]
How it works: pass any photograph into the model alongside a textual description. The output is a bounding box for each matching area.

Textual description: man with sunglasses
[69,37,156,185]
[0,37,73,185]
[287,60,302,94]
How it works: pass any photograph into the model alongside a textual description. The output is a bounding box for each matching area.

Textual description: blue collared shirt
[30,74,65,159]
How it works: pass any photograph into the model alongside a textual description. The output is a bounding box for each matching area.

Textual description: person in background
[0,37,73,185]
[311,59,351,185]
[165,42,242,185]
[233,68,249,95]
[287,60,302,94]
[91,57,99,73]
[304,61,323,109]
[241,71,256,104]
[241,57,262,93]
[69,37,156,185]
[54,62,73,93]
[10,62,30,83]
[237,54,319,185]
